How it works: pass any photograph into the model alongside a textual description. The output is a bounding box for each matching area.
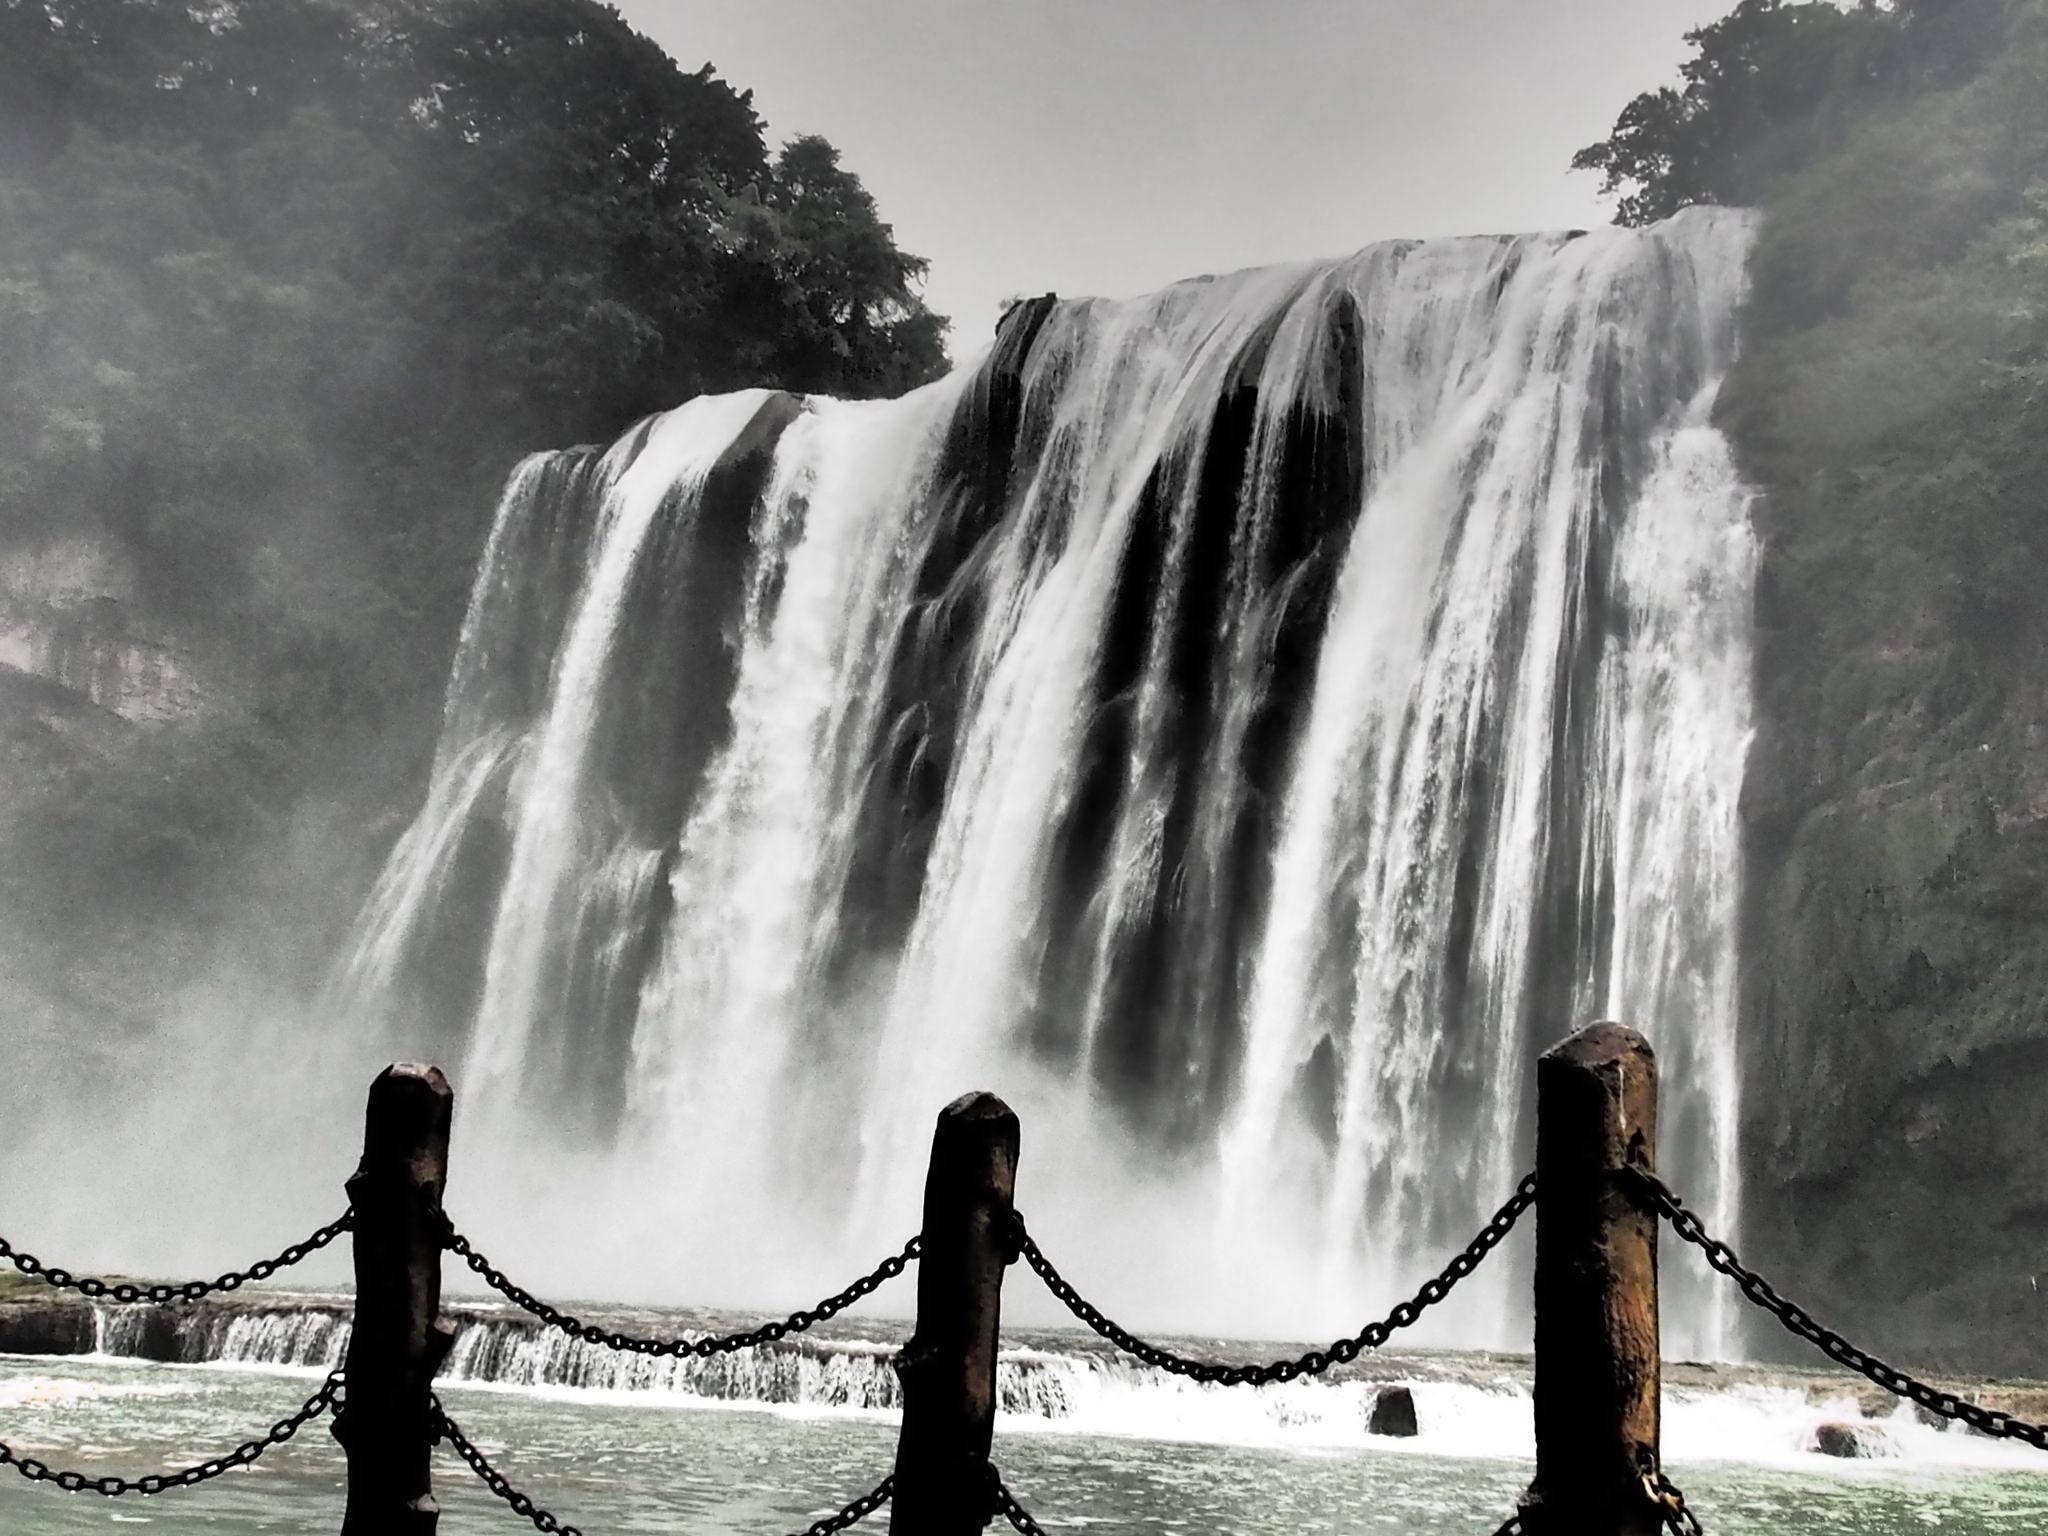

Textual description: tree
[1572,0,2015,225]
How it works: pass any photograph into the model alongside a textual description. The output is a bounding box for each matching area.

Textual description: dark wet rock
[0,1297,95,1355]
[1367,1384,1419,1437]
[1813,1420,1896,1458]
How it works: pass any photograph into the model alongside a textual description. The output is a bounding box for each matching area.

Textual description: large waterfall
[343,206,1758,1356]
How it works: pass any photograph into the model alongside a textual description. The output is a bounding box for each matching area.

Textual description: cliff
[1725,5,2048,1374]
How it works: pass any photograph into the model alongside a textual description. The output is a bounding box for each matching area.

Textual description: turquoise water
[2,1357,2046,1534]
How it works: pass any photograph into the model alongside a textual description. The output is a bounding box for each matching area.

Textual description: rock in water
[1367,1385,1419,1437]
[1813,1420,1896,1458]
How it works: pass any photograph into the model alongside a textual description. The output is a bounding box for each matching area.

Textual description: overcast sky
[616,0,1735,352]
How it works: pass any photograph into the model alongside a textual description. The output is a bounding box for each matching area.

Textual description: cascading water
[342,206,1759,1355]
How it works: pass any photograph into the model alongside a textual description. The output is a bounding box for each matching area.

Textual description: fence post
[335,1063,456,1535]
[1518,1022,1662,1536]
[890,1091,1020,1535]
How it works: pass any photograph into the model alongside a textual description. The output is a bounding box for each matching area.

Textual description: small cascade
[90,1303,350,1369]
[67,1299,2017,1467]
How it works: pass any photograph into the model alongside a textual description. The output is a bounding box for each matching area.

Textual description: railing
[2,1023,2042,1534]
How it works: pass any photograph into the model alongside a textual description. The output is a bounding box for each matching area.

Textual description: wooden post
[1518,1022,1662,1536]
[890,1091,1020,1535]
[335,1063,457,1536]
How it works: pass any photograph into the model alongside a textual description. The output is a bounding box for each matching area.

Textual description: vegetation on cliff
[1578,0,2048,1368]
[0,0,947,993]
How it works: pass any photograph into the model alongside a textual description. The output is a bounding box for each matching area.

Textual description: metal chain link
[1487,1480,1701,1536]
[442,1224,918,1358]
[0,1371,342,1496]
[434,1400,585,1536]
[987,1465,1049,1536]
[0,1211,353,1304]
[996,1465,1532,1536]
[436,1395,891,1535]
[1013,1173,1536,1385]
[1646,1469,1705,1536]
[790,1474,894,1535]
[1628,1165,2048,1452]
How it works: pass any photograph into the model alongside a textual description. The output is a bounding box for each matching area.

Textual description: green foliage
[0,0,949,988]
[1573,0,2015,226]
[1584,0,2048,1367]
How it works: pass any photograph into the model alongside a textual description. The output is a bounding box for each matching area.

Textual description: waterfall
[341,207,1758,1355]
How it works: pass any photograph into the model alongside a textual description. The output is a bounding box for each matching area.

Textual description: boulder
[1367,1384,1419,1437]
[1813,1420,1897,1459]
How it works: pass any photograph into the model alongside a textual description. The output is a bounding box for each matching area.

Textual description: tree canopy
[0,0,950,987]
[1572,0,2015,225]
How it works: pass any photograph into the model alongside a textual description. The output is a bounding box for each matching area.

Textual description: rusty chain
[1628,1164,2048,1451]
[0,1210,353,1304]
[1646,1469,1705,1536]
[443,1223,919,1357]
[1012,1173,1536,1385]
[1481,1469,1704,1536]
[436,1394,891,1535]
[0,1370,342,1496]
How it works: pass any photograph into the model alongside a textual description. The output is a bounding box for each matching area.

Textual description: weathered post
[890,1091,1020,1535]
[335,1063,456,1536]
[1518,1022,1662,1536]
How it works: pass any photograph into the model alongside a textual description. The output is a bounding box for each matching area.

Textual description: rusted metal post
[890,1091,1020,1535]
[1518,1022,1662,1536]
[335,1063,456,1535]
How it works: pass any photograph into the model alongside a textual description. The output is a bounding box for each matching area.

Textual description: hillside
[1580,0,2048,1369]
[0,0,949,1005]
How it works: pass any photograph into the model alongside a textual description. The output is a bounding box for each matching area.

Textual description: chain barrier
[0,1370,342,1496]
[1628,1165,2048,1452]
[0,1211,353,1304]
[1478,1472,1703,1536]
[994,1464,1532,1536]
[434,1400,584,1536]
[987,1466,1049,1536]
[1646,1469,1705,1535]
[1013,1173,1536,1385]
[443,1224,919,1358]
[436,1395,891,1536]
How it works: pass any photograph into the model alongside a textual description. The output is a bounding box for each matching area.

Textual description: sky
[617,0,1736,352]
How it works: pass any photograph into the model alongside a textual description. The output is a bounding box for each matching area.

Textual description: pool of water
[2,1356,2046,1534]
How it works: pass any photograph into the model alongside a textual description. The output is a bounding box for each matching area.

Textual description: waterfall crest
[342,208,1758,1354]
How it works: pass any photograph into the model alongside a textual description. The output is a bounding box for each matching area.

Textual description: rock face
[1736,592,2048,1377]
[1812,1420,1897,1459]
[0,537,215,723]
[1366,1384,1419,1437]
[0,1295,94,1355]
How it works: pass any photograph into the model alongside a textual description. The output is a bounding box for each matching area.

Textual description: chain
[792,1474,894,1535]
[1645,1470,1704,1536]
[992,1461,1531,1536]
[1013,1174,1536,1385]
[1629,1165,2048,1451]
[434,1399,585,1536]
[436,1395,890,1535]
[0,1371,342,1495]
[0,1211,353,1304]
[1480,1476,1699,1536]
[987,1466,1049,1536]
[443,1224,918,1358]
